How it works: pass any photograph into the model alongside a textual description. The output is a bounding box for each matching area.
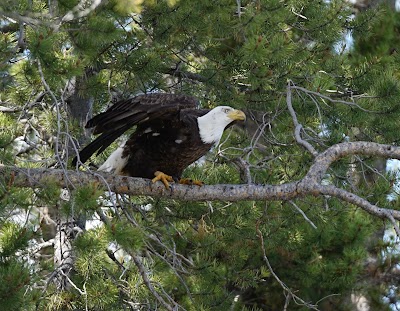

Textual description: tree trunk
[51,70,94,290]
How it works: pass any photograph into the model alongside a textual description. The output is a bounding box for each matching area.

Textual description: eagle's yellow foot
[179,178,204,187]
[152,171,174,189]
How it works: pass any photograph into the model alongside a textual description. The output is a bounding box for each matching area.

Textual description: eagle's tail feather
[72,125,129,167]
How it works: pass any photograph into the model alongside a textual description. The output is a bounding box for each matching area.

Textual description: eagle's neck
[197,111,230,145]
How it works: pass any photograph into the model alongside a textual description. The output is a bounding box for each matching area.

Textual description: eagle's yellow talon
[152,171,174,189]
[179,178,204,187]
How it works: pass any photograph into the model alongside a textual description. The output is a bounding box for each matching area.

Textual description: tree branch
[2,141,400,224]
[0,164,299,201]
[256,222,319,310]
[290,84,380,113]
[130,253,177,311]
[287,81,319,156]
[60,0,104,25]
[0,11,46,27]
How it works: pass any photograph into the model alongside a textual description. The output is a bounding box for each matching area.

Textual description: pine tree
[1,0,400,310]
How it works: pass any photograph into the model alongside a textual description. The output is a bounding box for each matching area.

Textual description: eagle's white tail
[98,146,128,175]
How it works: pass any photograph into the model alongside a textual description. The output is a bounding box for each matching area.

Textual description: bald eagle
[72,93,246,188]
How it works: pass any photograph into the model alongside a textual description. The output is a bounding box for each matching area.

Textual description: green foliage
[0,222,34,311]
[107,220,145,251]
[74,230,108,279]
[71,183,103,212]
[35,177,62,206]
[0,259,31,311]
[0,222,32,259]
[2,0,400,310]
[0,113,15,150]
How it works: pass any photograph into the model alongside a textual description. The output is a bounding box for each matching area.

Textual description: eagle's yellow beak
[228,109,246,121]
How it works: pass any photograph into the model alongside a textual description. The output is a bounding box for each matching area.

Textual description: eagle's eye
[223,108,231,113]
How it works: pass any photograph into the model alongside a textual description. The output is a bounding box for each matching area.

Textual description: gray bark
[2,141,400,225]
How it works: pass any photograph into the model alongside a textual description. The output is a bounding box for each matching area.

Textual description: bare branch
[59,0,104,26]
[130,253,178,311]
[0,105,21,112]
[287,81,319,156]
[256,223,320,310]
[290,84,379,113]
[304,142,398,184]
[0,21,19,33]
[288,201,317,229]
[0,11,47,27]
[381,210,400,238]
[0,0,104,32]
[317,185,396,220]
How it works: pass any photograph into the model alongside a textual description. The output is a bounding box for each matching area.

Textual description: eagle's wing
[72,93,199,166]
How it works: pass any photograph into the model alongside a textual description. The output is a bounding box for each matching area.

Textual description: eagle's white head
[197,106,246,144]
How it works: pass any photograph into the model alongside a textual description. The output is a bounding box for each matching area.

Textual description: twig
[130,253,177,311]
[236,0,242,18]
[283,291,291,311]
[145,241,194,303]
[232,157,252,184]
[290,85,380,113]
[288,200,317,229]
[286,81,319,156]
[385,211,400,239]
[95,198,187,310]
[60,270,86,296]
[256,222,320,310]
[36,60,64,168]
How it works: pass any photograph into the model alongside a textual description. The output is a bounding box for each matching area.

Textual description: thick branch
[304,141,399,184]
[2,141,400,221]
[0,164,299,201]
[317,185,400,220]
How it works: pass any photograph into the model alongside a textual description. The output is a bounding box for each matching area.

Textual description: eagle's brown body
[120,106,212,180]
[72,93,245,183]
